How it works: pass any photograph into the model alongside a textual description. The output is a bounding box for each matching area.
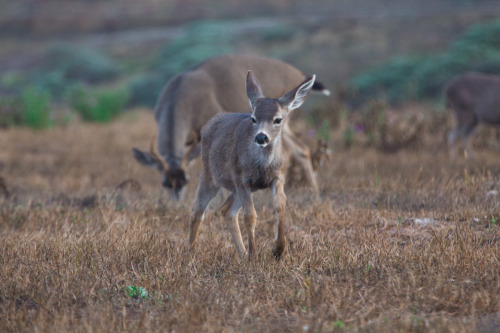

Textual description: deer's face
[250,100,286,148]
[246,70,315,149]
[162,168,188,199]
[131,145,188,201]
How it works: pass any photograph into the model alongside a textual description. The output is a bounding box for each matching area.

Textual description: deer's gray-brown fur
[446,72,500,159]
[188,71,316,260]
[132,54,329,200]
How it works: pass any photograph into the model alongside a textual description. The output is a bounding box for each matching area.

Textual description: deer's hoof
[272,241,286,260]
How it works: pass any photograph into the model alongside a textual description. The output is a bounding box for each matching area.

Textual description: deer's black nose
[255,133,269,145]
[162,168,188,190]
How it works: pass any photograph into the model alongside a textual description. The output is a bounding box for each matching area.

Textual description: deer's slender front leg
[236,183,257,259]
[272,175,287,259]
[220,193,246,258]
[188,178,219,252]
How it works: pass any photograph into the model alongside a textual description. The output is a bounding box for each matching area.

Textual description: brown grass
[0,110,499,332]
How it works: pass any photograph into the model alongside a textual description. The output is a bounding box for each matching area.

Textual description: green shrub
[259,25,299,42]
[43,43,120,82]
[351,19,500,104]
[353,56,425,103]
[450,19,500,56]
[28,43,122,99]
[128,74,165,108]
[0,87,53,129]
[155,20,234,77]
[69,85,130,122]
[20,87,53,129]
[129,20,234,107]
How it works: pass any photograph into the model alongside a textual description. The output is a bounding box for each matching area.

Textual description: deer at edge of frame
[445,72,500,159]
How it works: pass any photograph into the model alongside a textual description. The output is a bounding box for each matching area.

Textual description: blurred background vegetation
[1,0,500,134]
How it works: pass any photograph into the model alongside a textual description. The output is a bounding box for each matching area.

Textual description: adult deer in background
[132,54,330,200]
[445,72,500,159]
[188,71,316,260]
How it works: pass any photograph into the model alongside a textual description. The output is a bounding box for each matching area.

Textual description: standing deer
[445,72,500,159]
[132,54,330,200]
[189,71,316,260]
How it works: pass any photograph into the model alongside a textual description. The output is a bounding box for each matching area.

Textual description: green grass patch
[68,85,130,123]
[0,87,53,129]
[20,87,53,129]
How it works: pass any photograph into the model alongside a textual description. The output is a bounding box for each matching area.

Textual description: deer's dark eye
[273,118,282,125]
[251,117,257,124]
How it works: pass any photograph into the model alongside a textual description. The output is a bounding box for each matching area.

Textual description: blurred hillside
[2,0,500,35]
[1,0,500,124]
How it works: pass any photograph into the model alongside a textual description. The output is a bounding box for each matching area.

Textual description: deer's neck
[253,134,284,169]
[157,106,191,170]
[242,135,285,191]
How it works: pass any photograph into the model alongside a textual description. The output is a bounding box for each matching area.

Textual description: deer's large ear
[279,75,316,111]
[246,70,264,109]
[132,148,165,172]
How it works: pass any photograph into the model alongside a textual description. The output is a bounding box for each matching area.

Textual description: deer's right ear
[246,70,264,109]
[132,148,165,171]
[279,75,316,111]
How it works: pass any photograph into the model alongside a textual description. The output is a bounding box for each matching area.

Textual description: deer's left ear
[279,75,316,111]
[246,70,264,109]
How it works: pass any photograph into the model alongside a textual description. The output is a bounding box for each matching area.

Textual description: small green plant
[20,87,53,129]
[317,120,331,142]
[125,285,149,299]
[343,126,354,148]
[68,85,130,122]
[489,216,497,229]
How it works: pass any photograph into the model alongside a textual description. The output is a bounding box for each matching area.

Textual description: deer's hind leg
[283,128,319,196]
[448,106,478,159]
[188,177,220,252]
[462,120,479,159]
[220,193,246,258]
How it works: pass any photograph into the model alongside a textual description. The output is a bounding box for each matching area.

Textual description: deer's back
[446,72,500,124]
[162,54,307,118]
[201,54,307,109]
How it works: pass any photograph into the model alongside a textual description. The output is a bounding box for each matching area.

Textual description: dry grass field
[0,110,499,332]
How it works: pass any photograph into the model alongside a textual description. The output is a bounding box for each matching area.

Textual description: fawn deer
[188,70,316,260]
[445,72,500,159]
